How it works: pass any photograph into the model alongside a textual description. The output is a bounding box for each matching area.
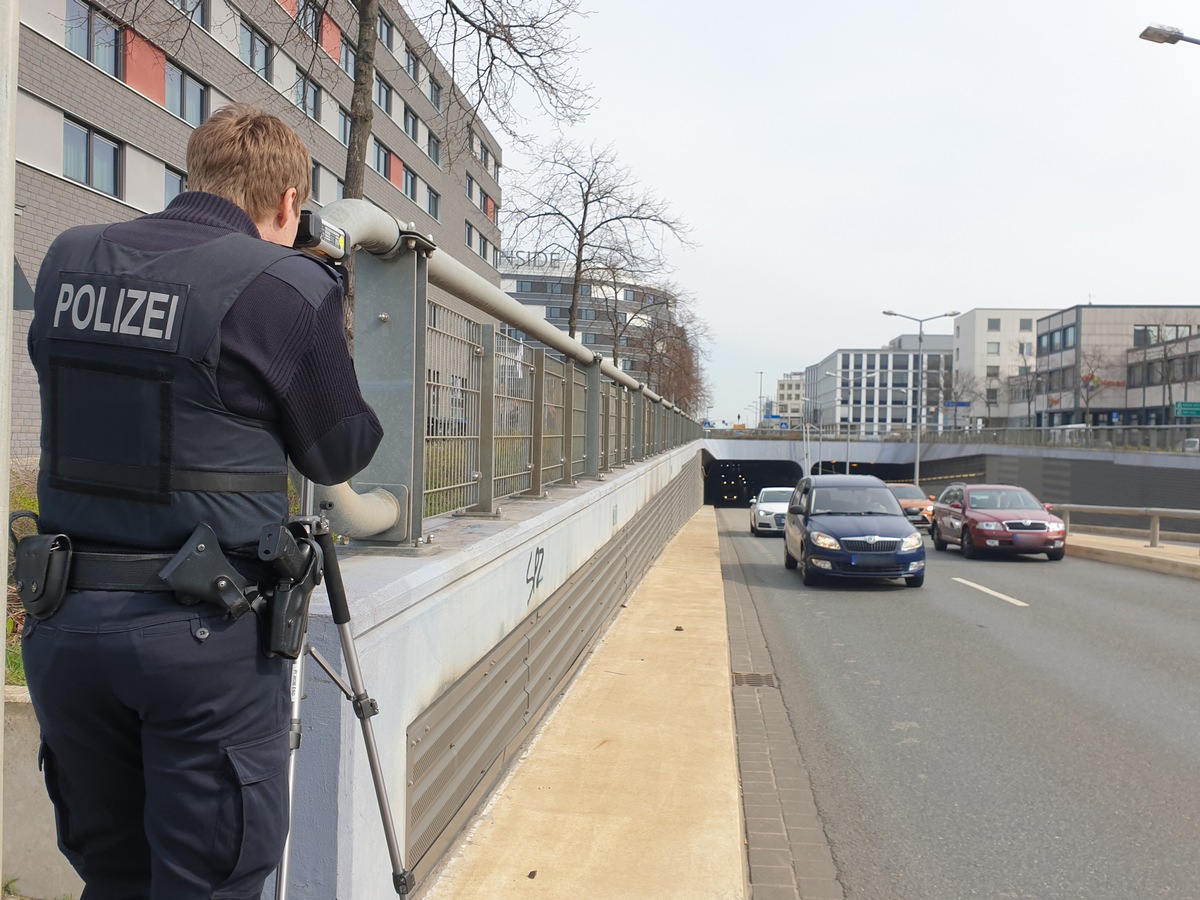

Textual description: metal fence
[322,200,701,543]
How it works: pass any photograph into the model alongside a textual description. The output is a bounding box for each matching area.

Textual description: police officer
[23,104,383,899]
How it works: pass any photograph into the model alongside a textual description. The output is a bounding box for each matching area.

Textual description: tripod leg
[315,526,415,896]
[274,649,306,900]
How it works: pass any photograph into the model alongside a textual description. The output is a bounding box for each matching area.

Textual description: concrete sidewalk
[422,506,747,899]
[1067,529,1200,579]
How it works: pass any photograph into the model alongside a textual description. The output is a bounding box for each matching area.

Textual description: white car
[750,486,795,536]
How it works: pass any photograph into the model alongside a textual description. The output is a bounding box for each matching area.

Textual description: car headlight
[976,521,1003,531]
[810,531,841,550]
[1045,521,1065,532]
[901,532,924,551]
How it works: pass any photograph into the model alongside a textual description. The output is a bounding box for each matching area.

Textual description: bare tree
[635,300,711,413]
[943,371,985,429]
[503,140,692,339]
[1128,313,1199,424]
[1011,340,1039,426]
[1076,345,1116,426]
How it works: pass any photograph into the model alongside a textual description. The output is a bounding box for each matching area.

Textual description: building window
[239,20,271,80]
[164,167,186,204]
[517,281,533,292]
[465,173,475,200]
[377,12,394,50]
[1019,340,1033,356]
[1020,318,1033,331]
[336,178,345,200]
[404,45,419,80]
[623,289,635,302]
[374,74,393,115]
[166,63,208,126]
[372,139,391,178]
[478,232,488,259]
[478,189,489,213]
[986,387,999,403]
[340,35,356,76]
[987,318,1001,331]
[403,166,417,200]
[579,283,591,297]
[297,0,321,42]
[403,105,419,141]
[582,332,597,345]
[429,78,442,110]
[64,119,119,196]
[986,365,1000,377]
[311,162,321,201]
[1063,323,1077,349]
[338,107,351,145]
[65,0,122,76]
[427,187,440,219]
[168,0,206,27]
[479,140,490,168]
[465,220,474,248]
[986,342,1000,355]
[427,132,441,165]
[294,74,320,120]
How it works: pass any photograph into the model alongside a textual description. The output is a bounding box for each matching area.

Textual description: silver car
[750,486,795,536]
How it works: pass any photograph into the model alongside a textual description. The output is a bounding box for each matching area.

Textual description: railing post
[1150,513,1160,548]
[350,246,428,542]
[600,382,612,474]
[584,356,602,479]
[473,325,496,512]
[618,387,628,466]
[562,359,575,484]
[632,388,645,461]
[525,348,546,497]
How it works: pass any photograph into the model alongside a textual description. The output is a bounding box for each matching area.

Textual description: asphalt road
[718,507,1200,900]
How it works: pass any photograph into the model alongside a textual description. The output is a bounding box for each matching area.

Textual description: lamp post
[1140,23,1200,45]
[824,371,853,473]
[756,371,764,429]
[882,310,959,491]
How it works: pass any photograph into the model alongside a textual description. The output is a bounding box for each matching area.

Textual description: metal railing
[1055,504,1200,547]
[313,200,701,542]
[710,423,1200,454]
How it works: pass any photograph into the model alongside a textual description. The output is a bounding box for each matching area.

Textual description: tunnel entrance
[702,453,917,507]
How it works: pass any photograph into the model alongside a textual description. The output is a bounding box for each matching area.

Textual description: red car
[931,483,1066,561]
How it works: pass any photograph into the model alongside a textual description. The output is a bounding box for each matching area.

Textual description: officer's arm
[282,282,383,485]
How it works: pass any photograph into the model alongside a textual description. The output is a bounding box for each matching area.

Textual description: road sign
[1175,401,1200,417]
[943,401,971,408]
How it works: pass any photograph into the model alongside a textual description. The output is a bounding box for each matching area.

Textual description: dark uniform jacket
[28,191,383,556]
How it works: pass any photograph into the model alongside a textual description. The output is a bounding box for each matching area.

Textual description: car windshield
[888,485,927,501]
[758,489,793,504]
[811,486,904,516]
[967,488,1043,511]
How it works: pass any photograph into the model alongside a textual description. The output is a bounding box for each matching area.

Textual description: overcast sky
[502,0,1200,424]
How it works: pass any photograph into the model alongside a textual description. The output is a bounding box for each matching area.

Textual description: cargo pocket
[38,740,85,870]
[212,727,291,899]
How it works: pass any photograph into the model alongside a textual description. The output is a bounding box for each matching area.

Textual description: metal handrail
[1055,504,1200,547]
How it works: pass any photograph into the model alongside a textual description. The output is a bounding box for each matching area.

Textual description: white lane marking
[952,577,1029,608]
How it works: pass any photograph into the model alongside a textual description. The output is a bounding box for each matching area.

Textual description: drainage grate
[732,672,777,688]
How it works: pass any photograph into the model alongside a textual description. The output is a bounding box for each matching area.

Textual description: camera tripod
[272,504,414,898]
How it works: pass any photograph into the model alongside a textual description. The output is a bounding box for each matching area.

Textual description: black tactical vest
[29,224,337,555]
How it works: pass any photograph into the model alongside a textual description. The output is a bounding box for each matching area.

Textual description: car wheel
[905,573,925,588]
[1046,548,1065,561]
[961,528,977,559]
[932,524,947,552]
[784,543,798,570]
[800,549,822,586]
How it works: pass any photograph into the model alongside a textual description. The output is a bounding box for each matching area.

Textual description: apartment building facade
[500,256,678,389]
[12,0,504,457]
[951,308,1053,427]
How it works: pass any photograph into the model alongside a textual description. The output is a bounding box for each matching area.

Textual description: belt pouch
[14,534,72,620]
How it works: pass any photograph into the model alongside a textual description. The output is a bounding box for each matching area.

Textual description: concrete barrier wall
[282,444,702,897]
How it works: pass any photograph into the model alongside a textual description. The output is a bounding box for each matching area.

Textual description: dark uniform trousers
[23,590,290,899]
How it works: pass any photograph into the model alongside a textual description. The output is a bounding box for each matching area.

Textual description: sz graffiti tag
[526,546,545,604]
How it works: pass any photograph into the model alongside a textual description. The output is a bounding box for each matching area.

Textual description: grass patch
[7,461,38,687]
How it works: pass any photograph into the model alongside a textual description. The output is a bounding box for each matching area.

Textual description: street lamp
[1140,23,1200,45]
[824,371,853,473]
[756,371,764,430]
[882,309,960,491]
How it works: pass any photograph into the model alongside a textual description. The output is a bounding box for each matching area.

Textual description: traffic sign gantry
[1175,401,1200,417]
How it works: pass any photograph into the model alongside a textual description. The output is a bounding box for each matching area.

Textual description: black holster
[13,532,72,621]
[258,522,323,659]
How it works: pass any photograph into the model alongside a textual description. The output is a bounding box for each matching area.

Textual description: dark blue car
[784,474,926,588]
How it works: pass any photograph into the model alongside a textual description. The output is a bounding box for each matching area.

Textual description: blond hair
[186,104,311,221]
